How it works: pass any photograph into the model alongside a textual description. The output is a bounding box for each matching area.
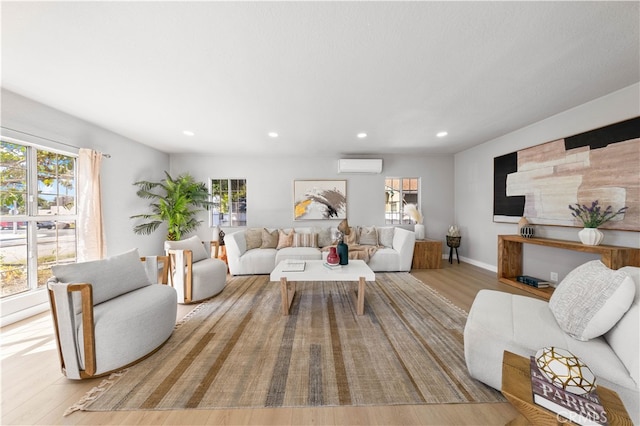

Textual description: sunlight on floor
[1,315,55,360]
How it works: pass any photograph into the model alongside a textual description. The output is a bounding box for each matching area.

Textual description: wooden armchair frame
[47,255,171,379]
[167,241,219,304]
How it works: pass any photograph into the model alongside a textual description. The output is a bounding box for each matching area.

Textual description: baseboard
[462,257,497,272]
[440,254,497,273]
[1,302,50,328]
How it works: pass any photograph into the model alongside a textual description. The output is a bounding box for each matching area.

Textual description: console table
[498,235,640,300]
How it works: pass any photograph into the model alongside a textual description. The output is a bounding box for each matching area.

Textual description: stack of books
[516,275,551,288]
[323,262,341,270]
[530,357,608,425]
[281,260,306,272]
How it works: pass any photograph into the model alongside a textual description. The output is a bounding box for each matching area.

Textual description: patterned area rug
[67,273,503,414]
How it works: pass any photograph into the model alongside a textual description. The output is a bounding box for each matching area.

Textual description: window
[0,139,77,298]
[384,177,420,224]
[210,178,246,227]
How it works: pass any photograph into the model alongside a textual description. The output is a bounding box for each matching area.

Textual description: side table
[412,239,442,269]
[501,350,632,425]
[446,236,461,264]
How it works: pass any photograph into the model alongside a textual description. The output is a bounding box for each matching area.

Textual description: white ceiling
[2,1,639,157]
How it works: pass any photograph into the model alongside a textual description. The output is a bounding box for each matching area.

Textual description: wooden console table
[412,239,442,269]
[498,235,640,300]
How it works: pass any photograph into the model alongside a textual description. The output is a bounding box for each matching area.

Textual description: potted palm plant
[131,171,212,241]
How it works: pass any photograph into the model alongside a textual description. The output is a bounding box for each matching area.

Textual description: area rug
[67,273,503,414]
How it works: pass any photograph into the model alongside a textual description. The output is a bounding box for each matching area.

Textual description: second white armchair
[165,235,227,304]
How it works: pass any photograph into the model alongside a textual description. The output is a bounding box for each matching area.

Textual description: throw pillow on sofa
[549,260,636,341]
[294,232,318,248]
[276,229,295,249]
[245,228,263,250]
[261,228,278,249]
[359,226,378,246]
[314,227,333,248]
[377,227,394,248]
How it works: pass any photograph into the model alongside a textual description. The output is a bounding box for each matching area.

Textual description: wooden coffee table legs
[279,277,366,316]
[354,277,366,315]
[280,278,296,315]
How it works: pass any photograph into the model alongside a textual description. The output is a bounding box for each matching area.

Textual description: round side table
[446,236,461,264]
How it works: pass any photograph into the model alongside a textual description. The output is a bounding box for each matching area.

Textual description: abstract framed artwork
[294,180,347,220]
[494,116,639,231]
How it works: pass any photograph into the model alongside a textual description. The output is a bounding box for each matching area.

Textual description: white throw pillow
[164,235,208,263]
[52,248,151,311]
[377,227,395,248]
[549,260,636,341]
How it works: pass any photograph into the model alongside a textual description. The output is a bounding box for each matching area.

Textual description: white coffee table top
[270,259,375,282]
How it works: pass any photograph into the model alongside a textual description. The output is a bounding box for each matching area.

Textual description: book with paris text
[529,356,608,425]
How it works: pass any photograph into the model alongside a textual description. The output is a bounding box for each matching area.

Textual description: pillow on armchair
[164,235,209,262]
[51,248,151,312]
[549,260,636,341]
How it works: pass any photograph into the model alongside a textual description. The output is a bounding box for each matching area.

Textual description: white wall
[1,89,171,257]
[1,89,170,325]
[454,83,640,281]
[169,153,455,246]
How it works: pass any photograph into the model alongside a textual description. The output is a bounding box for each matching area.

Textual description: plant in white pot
[568,200,628,246]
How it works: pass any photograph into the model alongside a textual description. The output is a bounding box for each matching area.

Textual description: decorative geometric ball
[535,347,596,395]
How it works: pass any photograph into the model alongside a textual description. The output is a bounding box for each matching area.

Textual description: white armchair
[47,249,177,379]
[165,235,227,304]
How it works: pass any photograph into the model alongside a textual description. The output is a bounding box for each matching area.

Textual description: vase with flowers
[405,203,425,240]
[568,200,628,246]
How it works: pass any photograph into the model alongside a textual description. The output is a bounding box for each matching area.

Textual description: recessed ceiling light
[436,131,448,137]
[357,133,367,139]
[268,132,279,138]
[183,130,195,136]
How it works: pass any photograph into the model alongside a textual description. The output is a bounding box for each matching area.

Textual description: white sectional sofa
[464,262,639,423]
[224,226,415,276]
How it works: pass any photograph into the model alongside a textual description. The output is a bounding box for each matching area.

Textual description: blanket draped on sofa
[322,244,378,263]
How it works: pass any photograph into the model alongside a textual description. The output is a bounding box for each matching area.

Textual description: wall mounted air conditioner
[338,159,383,174]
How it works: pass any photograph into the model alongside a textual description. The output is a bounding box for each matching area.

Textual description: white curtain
[77,149,106,261]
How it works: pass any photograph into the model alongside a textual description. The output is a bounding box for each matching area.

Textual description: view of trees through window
[385,177,420,224]
[0,140,77,298]
[210,178,247,227]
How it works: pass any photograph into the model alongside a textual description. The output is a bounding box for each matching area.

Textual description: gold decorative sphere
[535,347,597,395]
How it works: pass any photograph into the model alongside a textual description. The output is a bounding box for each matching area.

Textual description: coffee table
[501,350,632,425]
[270,259,375,316]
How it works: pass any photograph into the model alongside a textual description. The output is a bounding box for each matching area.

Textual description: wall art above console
[494,117,639,231]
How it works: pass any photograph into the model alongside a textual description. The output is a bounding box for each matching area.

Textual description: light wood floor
[1,261,539,425]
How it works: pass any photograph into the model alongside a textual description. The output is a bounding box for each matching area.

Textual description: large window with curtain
[0,139,78,298]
